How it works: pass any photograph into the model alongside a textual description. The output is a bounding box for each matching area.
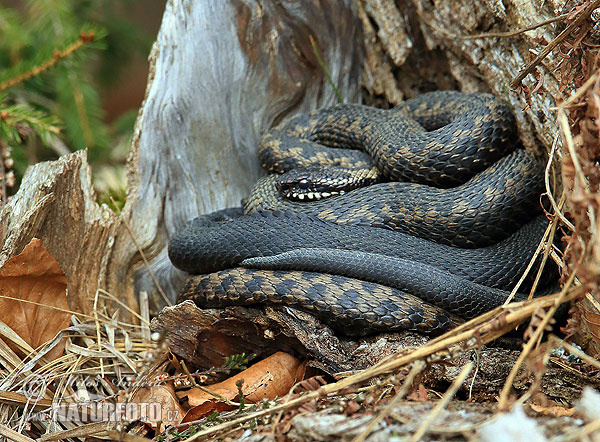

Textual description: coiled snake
[169,91,552,336]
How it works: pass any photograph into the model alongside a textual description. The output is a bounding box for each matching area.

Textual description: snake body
[244,149,544,248]
[169,91,552,336]
[259,91,518,187]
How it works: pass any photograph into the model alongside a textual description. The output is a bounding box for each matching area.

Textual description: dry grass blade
[39,422,116,441]
[548,335,600,370]
[352,361,426,442]
[410,362,473,442]
[0,424,36,442]
[497,266,580,410]
[109,196,171,308]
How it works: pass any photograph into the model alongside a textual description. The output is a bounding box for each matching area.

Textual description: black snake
[169,91,553,336]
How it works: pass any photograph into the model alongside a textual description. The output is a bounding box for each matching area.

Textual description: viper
[169,91,553,336]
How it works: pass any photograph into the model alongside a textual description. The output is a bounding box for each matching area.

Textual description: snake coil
[169,91,553,336]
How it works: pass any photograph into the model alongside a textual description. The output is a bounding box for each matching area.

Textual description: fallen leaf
[528,403,576,417]
[583,308,600,346]
[180,401,234,426]
[130,381,185,431]
[0,238,70,361]
[181,352,304,411]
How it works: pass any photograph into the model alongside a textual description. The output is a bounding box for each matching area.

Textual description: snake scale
[169,91,553,336]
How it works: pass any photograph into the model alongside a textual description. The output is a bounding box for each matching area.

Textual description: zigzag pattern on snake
[169,91,553,336]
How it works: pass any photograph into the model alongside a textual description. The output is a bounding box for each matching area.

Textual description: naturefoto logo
[22,376,166,423]
[22,373,48,401]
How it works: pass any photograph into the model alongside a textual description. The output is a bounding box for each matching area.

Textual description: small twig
[410,362,474,442]
[309,35,343,103]
[0,32,96,93]
[511,0,600,88]
[352,361,426,442]
[497,262,581,410]
[460,13,568,40]
[548,335,600,370]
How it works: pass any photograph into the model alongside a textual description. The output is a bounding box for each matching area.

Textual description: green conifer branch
[0,102,61,147]
[0,31,96,93]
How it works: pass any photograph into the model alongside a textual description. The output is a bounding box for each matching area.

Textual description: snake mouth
[284,190,346,201]
[275,165,379,202]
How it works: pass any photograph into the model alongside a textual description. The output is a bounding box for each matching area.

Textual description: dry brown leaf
[528,403,576,417]
[583,308,600,345]
[180,400,235,425]
[182,352,304,408]
[0,238,70,361]
[130,382,185,431]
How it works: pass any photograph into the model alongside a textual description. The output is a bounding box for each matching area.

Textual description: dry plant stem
[528,214,560,300]
[545,137,575,231]
[0,391,52,410]
[410,362,474,442]
[559,111,588,191]
[109,197,171,308]
[0,32,96,93]
[139,291,151,343]
[460,13,568,39]
[97,289,151,327]
[352,361,426,442]
[505,217,554,303]
[93,288,105,378]
[510,0,600,88]
[39,421,115,441]
[0,424,36,442]
[585,292,600,313]
[497,266,580,410]
[181,291,579,442]
[548,335,600,370]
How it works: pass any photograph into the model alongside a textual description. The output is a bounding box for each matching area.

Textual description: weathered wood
[0,151,116,314]
[110,0,364,312]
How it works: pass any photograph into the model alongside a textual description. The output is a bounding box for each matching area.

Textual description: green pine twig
[0,31,96,93]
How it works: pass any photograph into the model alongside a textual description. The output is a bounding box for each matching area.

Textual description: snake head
[275,166,380,201]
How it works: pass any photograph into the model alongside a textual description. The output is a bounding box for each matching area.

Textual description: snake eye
[298,179,310,190]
